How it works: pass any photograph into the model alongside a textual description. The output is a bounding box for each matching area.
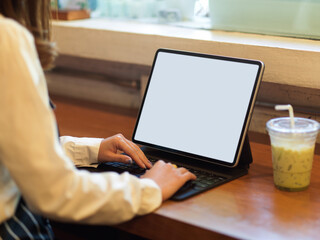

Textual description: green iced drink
[267,117,319,192]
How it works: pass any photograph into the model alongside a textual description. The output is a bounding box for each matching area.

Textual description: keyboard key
[194,182,209,188]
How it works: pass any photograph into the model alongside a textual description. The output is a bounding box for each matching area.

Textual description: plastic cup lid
[266,117,319,134]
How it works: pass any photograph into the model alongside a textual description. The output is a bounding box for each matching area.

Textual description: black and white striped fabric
[0,198,54,240]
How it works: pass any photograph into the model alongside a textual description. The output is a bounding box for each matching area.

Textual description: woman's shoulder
[0,15,33,46]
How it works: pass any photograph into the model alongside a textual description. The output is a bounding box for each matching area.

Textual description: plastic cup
[266,117,319,191]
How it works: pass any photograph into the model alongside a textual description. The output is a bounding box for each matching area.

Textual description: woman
[0,1,196,239]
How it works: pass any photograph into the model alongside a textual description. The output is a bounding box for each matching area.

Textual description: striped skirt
[0,198,54,240]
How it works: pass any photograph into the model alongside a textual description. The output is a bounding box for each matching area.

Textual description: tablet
[133,49,264,167]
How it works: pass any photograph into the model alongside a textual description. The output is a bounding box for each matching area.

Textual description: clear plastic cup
[266,117,319,191]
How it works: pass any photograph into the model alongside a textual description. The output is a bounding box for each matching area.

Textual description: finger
[116,137,147,169]
[124,141,149,169]
[166,162,175,170]
[107,152,133,164]
[154,160,166,168]
[176,167,196,179]
[177,167,188,173]
[167,163,178,170]
[120,136,147,168]
[182,171,197,181]
[124,139,152,169]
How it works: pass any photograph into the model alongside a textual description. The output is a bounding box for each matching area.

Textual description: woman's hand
[97,134,152,169]
[141,160,197,201]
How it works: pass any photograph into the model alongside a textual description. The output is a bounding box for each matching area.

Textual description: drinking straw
[275,104,295,128]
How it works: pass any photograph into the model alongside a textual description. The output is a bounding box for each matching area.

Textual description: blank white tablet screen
[134,51,260,164]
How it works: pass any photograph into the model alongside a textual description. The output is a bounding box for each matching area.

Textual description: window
[54,0,320,40]
[208,0,320,39]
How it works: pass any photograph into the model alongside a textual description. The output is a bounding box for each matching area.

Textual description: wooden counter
[51,95,320,240]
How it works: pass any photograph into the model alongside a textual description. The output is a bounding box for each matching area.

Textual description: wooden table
[52,96,320,240]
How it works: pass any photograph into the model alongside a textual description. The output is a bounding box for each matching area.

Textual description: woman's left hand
[97,134,152,169]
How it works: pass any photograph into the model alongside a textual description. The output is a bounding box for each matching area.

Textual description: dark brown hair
[0,0,57,70]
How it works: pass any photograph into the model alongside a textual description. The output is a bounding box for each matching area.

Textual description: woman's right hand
[141,160,197,201]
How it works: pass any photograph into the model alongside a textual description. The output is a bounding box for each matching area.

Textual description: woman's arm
[0,18,162,224]
[60,136,102,167]
[60,134,153,169]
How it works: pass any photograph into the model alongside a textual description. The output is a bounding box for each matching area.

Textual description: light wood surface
[52,19,320,90]
[52,95,320,240]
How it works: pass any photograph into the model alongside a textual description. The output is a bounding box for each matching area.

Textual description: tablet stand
[237,134,253,169]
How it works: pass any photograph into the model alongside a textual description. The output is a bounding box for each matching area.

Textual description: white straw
[275,104,295,128]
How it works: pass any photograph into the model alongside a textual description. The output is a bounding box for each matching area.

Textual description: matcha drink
[271,145,315,191]
[266,105,319,191]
